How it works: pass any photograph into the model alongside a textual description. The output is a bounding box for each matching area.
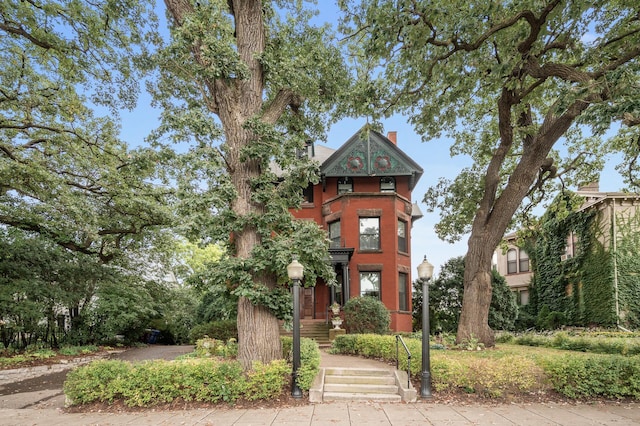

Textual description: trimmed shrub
[543,354,640,399]
[63,357,289,407]
[281,336,321,391]
[343,297,390,334]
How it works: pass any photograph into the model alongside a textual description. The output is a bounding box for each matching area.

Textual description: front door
[303,288,314,318]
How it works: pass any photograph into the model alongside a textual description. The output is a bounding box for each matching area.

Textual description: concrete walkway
[2,348,640,425]
[3,399,640,425]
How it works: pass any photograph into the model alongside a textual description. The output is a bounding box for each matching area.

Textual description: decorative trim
[357,264,383,271]
[357,208,382,216]
[398,265,411,274]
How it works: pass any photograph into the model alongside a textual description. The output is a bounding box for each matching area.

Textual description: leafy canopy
[0,0,171,262]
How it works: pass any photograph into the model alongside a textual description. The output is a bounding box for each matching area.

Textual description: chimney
[387,131,397,145]
[577,182,600,193]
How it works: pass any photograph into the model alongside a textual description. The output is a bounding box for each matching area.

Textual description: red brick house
[290,127,423,332]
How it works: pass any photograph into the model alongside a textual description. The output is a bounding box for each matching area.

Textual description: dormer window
[337,177,353,194]
[380,177,395,192]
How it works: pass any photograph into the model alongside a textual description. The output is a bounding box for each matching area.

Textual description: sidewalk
[3,400,640,425]
[1,349,640,425]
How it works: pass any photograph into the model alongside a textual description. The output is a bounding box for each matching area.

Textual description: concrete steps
[311,367,416,403]
[280,320,331,345]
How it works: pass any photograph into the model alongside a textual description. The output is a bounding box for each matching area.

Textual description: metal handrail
[395,335,411,388]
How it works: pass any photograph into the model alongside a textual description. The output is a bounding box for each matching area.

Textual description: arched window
[507,249,517,274]
[519,248,530,272]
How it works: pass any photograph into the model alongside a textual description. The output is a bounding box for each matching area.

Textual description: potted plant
[330,302,341,315]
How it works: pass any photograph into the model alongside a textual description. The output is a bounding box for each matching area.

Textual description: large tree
[341,0,640,345]
[0,0,171,262]
[153,0,346,368]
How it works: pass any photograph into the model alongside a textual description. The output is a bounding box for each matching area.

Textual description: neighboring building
[495,182,640,328]
[289,127,424,332]
[493,233,532,305]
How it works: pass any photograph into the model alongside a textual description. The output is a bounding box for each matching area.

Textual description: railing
[395,335,411,388]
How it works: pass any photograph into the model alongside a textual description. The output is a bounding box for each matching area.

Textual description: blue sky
[117,1,627,277]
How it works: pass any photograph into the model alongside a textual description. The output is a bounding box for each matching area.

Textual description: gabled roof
[319,127,424,190]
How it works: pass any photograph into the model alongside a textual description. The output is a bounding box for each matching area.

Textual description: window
[328,221,341,248]
[359,217,380,250]
[380,177,395,192]
[398,273,408,311]
[519,248,529,272]
[360,272,380,299]
[302,184,314,203]
[507,249,517,274]
[397,220,407,253]
[337,177,353,194]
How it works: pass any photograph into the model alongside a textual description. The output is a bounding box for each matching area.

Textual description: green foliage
[281,336,321,391]
[413,256,518,333]
[57,346,99,357]
[526,191,640,329]
[245,360,289,400]
[343,297,390,334]
[331,333,640,399]
[0,0,171,262]
[64,357,290,407]
[535,306,567,331]
[194,337,238,359]
[543,355,640,399]
[498,331,640,356]
[188,320,238,344]
[331,334,540,398]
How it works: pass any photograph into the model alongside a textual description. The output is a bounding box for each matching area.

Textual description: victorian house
[289,127,424,332]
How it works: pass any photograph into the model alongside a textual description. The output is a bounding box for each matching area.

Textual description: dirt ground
[0,345,195,410]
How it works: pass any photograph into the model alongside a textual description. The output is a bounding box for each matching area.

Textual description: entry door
[303,288,314,318]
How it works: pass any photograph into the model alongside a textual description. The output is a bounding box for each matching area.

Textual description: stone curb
[0,350,124,385]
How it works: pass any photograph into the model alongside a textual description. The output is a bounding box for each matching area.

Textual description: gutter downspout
[612,201,621,329]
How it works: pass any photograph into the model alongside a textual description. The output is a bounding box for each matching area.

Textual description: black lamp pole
[287,257,304,399]
[417,255,434,399]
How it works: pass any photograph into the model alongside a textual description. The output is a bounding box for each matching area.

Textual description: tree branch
[261,88,302,125]
[0,22,55,50]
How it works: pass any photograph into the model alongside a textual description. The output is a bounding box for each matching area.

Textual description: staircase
[280,319,331,346]
[310,367,417,403]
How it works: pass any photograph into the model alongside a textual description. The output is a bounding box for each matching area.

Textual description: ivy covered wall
[525,194,624,328]
[613,207,640,327]
[525,194,640,329]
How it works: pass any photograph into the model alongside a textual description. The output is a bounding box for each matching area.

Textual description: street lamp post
[417,255,434,399]
[287,257,304,399]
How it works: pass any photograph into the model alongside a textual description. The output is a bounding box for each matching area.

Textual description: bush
[331,334,542,398]
[343,297,390,334]
[281,336,321,391]
[194,337,238,358]
[543,354,640,399]
[536,306,566,330]
[188,320,237,343]
[64,357,289,407]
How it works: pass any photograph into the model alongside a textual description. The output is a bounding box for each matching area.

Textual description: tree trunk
[457,232,495,346]
[237,297,282,367]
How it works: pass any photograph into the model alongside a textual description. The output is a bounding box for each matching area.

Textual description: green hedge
[543,354,640,399]
[64,336,321,407]
[281,336,321,390]
[63,358,289,407]
[331,333,640,399]
[496,331,640,355]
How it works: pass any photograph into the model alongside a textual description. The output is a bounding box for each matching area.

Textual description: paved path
[3,400,640,425]
[2,346,640,425]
